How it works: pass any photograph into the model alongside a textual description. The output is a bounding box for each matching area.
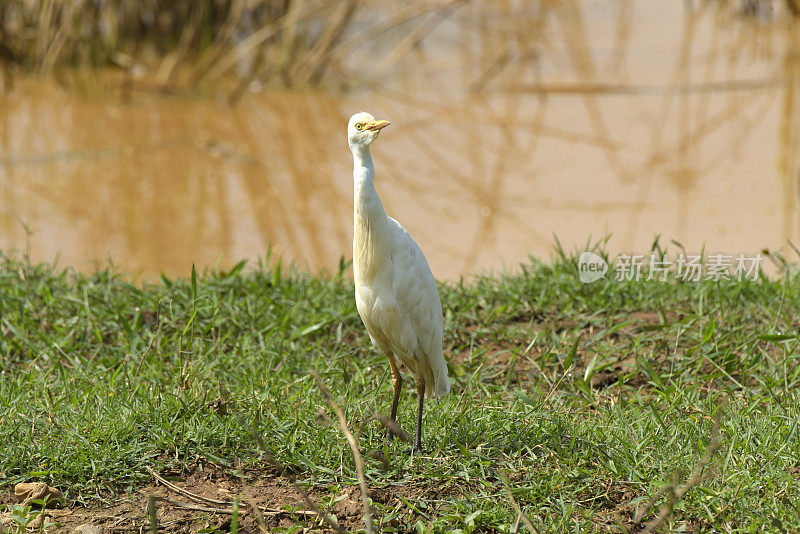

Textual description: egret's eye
[355,123,363,130]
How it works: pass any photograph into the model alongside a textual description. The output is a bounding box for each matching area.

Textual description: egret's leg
[413,376,426,452]
[387,355,403,440]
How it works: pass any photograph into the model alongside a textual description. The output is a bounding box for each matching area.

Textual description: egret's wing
[386,217,450,397]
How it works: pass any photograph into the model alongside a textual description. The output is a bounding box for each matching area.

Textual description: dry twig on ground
[499,471,540,534]
[635,412,724,533]
[312,369,375,534]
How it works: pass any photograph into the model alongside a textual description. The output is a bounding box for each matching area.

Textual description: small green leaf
[564,334,581,369]
[337,256,352,277]
[638,359,663,388]
[231,497,239,532]
[272,257,282,287]
[191,263,198,302]
[583,353,600,381]
[227,259,248,277]
[512,390,540,408]
[297,322,325,337]
[759,333,798,341]
[28,470,60,477]
[702,319,716,344]
[464,510,481,525]
[695,485,719,497]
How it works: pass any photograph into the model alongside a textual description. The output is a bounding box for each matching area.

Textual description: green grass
[1,243,800,532]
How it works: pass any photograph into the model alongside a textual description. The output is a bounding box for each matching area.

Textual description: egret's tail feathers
[434,373,451,397]
[431,353,450,397]
[418,350,451,397]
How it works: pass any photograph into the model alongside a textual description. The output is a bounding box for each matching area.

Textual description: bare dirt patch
[1,463,461,533]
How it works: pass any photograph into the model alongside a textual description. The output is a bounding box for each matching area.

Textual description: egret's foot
[404,444,423,455]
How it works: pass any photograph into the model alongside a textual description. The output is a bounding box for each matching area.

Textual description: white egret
[348,111,450,452]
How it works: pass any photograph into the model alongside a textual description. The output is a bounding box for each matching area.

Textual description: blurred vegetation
[0,0,360,90]
[1,0,799,94]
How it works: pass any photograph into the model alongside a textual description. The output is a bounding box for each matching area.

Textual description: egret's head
[348,112,390,150]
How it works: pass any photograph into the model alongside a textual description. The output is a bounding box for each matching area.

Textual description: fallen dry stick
[313,370,375,534]
[244,496,268,533]
[635,413,723,533]
[145,466,231,507]
[499,472,540,534]
[287,475,345,533]
[164,498,233,514]
[145,465,318,518]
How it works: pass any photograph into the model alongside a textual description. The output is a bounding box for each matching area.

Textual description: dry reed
[0,0,467,92]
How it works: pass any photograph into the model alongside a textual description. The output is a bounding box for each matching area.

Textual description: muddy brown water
[1,1,799,280]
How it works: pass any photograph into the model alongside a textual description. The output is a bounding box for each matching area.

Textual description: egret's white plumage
[348,111,450,451]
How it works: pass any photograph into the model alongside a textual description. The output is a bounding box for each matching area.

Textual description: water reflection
[1,0,799,279]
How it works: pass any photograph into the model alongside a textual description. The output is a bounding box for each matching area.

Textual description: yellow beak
[364,119,390,131]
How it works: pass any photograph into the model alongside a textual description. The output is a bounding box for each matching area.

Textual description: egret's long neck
[352,145,387,282]
[352,146,387,223]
